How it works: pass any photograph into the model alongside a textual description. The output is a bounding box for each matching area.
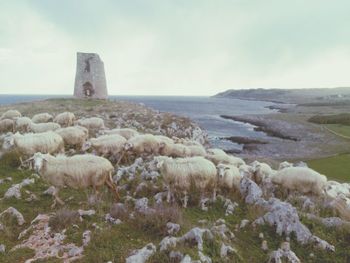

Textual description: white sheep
[271,167,327,196]
[82,134,127,157]
[76,117,105,130]
[32,152,119,207]
[55,126,89,149]
[155,156,217,207]
[206,148,245,167]
[0,119,15,133]
[251,161,275,184]
[125,134,160,156]
[217,163,242,192]
[54,112,76,127]
[1,110,21,120]
[28,122,61,133]
[278,161,293,170]
[101,128,139,139]
[15,117,32,133]
[188,144,207,157]
[2,131,64,157]
[32,113,54,123]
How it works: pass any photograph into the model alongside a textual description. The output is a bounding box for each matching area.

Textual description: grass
[308,113,350,125]
[325,124,350,138]
[307,154,350,182]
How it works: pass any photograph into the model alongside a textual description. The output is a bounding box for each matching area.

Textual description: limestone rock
[125,243,156,263]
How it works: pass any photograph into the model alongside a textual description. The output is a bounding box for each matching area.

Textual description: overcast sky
[0,1,350,96]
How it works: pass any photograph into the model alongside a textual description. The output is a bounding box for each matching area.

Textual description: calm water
[0,95,276,151]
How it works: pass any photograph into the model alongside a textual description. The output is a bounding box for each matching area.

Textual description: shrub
[49,209,80,232]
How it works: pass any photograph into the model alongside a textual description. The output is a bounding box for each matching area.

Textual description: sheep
[206,148,245,167]
[76,117,105,130]
[32,152,119,207]
[251,161,275,184]
[32,113,53,123]
[82,134,127,158]
[217,164,242,192]
[188,144,207,157]
[278,161,293,170]
[169,143,191,158]
[54,112,75,127]
[271,167,327,196]
[125,134,160,156]
[28,122,61,133]
[15,117,32,133]
[1,110,21,120]
[0,119,15,133]
[55,126,89,149]
[101,128,139,139]
[155,156,217,207]
[2,131,64,159]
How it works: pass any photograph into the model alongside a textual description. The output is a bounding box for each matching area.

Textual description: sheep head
[81,141,92,151]
[33,152,47,172]
[217,164,229,179]
[124,142,133,151]
[2,134,15,149]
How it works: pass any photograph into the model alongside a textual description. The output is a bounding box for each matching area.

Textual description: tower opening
[83,82,94,97]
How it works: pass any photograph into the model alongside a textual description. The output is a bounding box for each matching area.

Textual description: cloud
[0,0,350,95]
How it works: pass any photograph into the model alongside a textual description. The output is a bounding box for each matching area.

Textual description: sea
[0,95,277,151]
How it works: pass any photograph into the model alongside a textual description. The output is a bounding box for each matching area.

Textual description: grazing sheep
[76,117,105,130]
[125,134,160,156]
[329,195,350,221]
[32,113,53,123]
[54,112,75,127]
[272,167,327,196]
[206,148,245,167]
[32,152,119,207]
[188,145,207,157]
[82,134,127,157]
[55,126,89,148]
[158,143,184,157]
[15,117,32,133]
[173,137,202,146]
[278,161,293,170]
[29,122,61,133]
[101,128,139,139]
[1,110,21,120]
[155,156,217,207]
[251,161,274,184]
[217,164,242,192]
[2,131,64,157]
[0,119,15,133]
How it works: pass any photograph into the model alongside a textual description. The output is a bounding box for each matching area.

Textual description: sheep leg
[183,191,188,208]
[105,172,120,200]
[212,188,217,202]
[51,188,65,208]
[167,187,172,203]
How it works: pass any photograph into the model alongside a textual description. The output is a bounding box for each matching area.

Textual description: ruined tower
[73,52,108,99]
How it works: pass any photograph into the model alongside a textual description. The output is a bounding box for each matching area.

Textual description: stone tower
[73,52,108,99]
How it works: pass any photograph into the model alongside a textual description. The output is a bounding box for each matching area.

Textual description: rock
[179,227,213,251]
[220,243,237,258]
[223,199,238,216]
[269,245,300,263]
[211,224,235,240]
[198,251,212,263]
[82,230,91,247]
[78,209,96,220]
[125,243,156,263]
[159,236,178,252]
[259,233,264,239]
[4,178,35,199]
[0,207,25,225]
[105,214,122,225]
[180,255,192,263]
[240,177,262,204]
[240,219,250,229]
[166,222,180,236]
[68,247,83,257]
[169,251,184,261]
[154,191,166,204]
[0,244,5,253]
[200,198,210,211]
[43,186,56,196]
[135,197,150,214]
[261,240,268,251]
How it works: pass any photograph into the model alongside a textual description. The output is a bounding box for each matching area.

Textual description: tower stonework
[73,52,108,99]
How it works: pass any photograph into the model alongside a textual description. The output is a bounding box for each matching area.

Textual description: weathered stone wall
[73,52,108,99]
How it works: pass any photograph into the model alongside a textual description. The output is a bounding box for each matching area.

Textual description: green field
[325,124,350,138]
[307,154,350,182]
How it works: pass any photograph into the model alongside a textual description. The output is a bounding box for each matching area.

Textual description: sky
[0,0,350,96]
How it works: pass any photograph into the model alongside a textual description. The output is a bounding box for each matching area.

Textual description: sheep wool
[54,112,76,127]
[1,110,21,120]
[32,113,53,123]
[55,126,89,148]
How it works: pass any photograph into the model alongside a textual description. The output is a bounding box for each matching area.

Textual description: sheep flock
[0,100,350,263]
